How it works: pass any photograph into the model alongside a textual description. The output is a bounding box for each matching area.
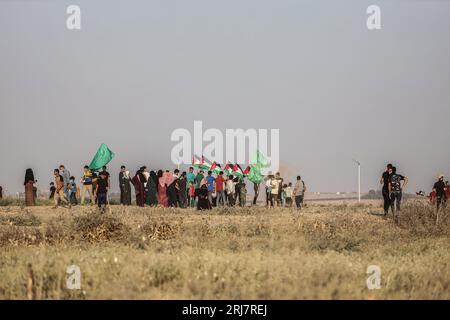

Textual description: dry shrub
[0,198,23,207]
[43,217,72,244]
[244,219,271,237]
[72,213,129,242]
[199,217,214,237]
[215,206,259,215]
[145,262,182,287]
[0,225,43,246]
[0,212,41,227]
[302,215,365,252]
[398,202,450,236]
[215,207,235,215]
[140,217,183,241]
[214,223,240,236]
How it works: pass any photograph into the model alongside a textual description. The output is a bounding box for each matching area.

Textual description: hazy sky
[1,0,449,194]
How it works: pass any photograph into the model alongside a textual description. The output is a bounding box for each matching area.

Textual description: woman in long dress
[197,183,211,210]
[178,172,187,208]
[132,171,144,207]
[119,170,132,205]
[146,171,158,207]
[165,171,177,207]
[24,168,36,206]
[157,170,168,207]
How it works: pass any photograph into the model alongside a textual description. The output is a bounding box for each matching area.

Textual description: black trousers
[382,187,390,214]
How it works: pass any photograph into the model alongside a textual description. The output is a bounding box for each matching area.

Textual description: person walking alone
[293,176,306,209]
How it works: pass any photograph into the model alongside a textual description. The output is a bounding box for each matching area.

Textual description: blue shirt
[206,175,215,192]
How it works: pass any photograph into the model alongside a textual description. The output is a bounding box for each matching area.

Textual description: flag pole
[353,159,361,202]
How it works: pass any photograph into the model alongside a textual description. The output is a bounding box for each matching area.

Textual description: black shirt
[138,172,147,186]
[100,171,110,178]
[382,171,391,189]
[434,180,445,197]
[97,177,108,194]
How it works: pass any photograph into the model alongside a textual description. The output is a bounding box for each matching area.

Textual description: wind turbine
[352,159,361,202]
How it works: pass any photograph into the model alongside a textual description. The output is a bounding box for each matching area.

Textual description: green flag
[89,143,115,171]
[247,150,268,184]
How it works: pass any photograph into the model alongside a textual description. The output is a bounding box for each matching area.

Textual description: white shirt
[285,186,293,198]
[226,179,235,194]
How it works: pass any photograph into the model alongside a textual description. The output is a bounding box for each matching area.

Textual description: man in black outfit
[380,163,393,215]
[96,172,109,213]
[433,174,447,211]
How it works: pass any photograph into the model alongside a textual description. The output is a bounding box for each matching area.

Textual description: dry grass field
[1,200,450,300]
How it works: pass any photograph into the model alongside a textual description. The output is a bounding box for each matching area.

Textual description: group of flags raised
[192,155,247,177]
[87,144,268,185]
[191,150,268,184]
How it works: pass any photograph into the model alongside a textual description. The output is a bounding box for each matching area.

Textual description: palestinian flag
[223,162,233,176]
[192,155,203,167]
[193,155,211,171]
[243,165,251,175]
[200,157,213,171]
[210,161,222,175]
[232,163,244,178]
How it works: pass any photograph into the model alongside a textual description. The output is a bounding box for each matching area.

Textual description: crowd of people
[120,166,307,211]
[7,163,448,214]
[18,165,307,212]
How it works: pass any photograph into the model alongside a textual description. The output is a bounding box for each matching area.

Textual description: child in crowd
[96,172,109,213]
[68,176,78,205]
[285,182,293,207]
[49,182,56,200]
[188,181,196,208]
[281,184,287,207]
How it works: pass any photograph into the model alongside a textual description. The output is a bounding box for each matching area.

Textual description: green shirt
[195,173,204,188]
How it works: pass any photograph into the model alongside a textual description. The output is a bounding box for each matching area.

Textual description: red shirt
[429,191,437,201]
[216,176,225,191]
[189,185,195,197]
